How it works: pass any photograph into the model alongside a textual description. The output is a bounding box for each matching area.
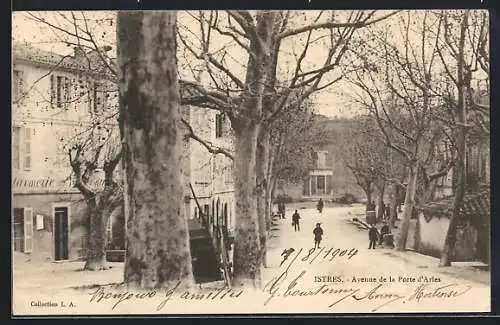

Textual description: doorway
[54,207,69,260]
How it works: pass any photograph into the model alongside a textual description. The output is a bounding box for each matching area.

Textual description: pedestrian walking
[292,210,301,232]
[313,223,324,248]
[317,198,324,214]
[385,205,391,221]
[368,225,379,249]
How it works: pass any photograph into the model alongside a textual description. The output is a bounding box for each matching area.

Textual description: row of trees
[337,10,489,266]
[19,9,488,288]
[116,10,400,288]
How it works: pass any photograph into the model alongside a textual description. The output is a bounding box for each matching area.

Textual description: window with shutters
[23,127,32,171]
[215,113,224,138]
[12,126,33,171]
[13,127,21,170]
[12,208,33,253]
[51,74,71,109]
[13,208,24,252]
[13,70,25,103]
[23,208,34,253]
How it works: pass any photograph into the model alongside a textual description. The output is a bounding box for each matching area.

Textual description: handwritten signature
[264,254,473,313]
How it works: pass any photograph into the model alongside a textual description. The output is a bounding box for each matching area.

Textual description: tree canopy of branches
[343,9,489,258]
[177,10,399,287]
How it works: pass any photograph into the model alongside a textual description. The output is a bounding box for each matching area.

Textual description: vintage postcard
[11,9,491,315]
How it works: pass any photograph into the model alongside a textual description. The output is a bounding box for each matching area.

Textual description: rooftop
[415,185,490,223]
[12,42,117,80]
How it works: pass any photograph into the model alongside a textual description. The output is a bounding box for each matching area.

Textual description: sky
[13,10,488,119]
[12,11,371,118]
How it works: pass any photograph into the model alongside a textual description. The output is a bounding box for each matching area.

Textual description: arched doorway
[211,200,215,226]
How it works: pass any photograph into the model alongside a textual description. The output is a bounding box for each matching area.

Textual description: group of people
[366,200,394,221]
[368,222,392,249]
[278,199,325,249]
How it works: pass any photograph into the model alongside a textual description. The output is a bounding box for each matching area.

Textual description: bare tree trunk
[233,122,262,287]
[269,175,278,222]
[389,183,399,228]
[118,11,195,289]
[257,131,270,267]
[364,184,373,210]
[396,164,419,251]
[376,181,386,222]
[265,145,276,231]
[84,201,109,270]
[440,12,469,267]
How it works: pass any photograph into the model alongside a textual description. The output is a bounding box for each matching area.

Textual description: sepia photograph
[11,9,491,315]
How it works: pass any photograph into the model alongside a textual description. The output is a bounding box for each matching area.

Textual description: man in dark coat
[317,198,324,214]
[292,210,301,232]
[313,223,324,248]
[379,222,390,245]
[368,225,379,249]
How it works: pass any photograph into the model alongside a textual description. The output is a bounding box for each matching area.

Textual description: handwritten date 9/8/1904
[280,247,358,266]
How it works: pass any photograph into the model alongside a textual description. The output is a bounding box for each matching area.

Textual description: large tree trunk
[83,200,109,270]
[265,145,276,231]
[376,181,386,222]
[440,11,469,267]
[396,164,419,251]
[233,122,262,287]
[257,130,270,267]
[118,11,195,289]
[364,184,373,210]
[231,11,276,288]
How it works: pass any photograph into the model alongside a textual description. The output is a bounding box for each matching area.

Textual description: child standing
[313,223,324,248]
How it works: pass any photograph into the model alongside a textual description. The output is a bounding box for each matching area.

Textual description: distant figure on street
[313,223,324,248]
[379,222,390,245]
[317,198,324,214]
[368,225,379,249]
[278,201,286,219]
[292,210,301,232]
[385,205,391,221]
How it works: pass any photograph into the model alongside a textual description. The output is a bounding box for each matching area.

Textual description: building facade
[187,107,235,236]
[12,43,236,262]
[12,43,122,261]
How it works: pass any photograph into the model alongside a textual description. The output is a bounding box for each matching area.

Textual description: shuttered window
[13,70,25,104]
[23,208,33,253]
[51,74,71,109]
[13,126,33,171]
[13,127,21,170]
[23,127,32,171]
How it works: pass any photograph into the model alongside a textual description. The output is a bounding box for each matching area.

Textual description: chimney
[73,46,86,59]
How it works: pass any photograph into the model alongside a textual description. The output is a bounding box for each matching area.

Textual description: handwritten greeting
[80,246,475,313]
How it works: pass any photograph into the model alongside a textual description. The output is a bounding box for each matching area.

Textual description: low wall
[407,212,479,261]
